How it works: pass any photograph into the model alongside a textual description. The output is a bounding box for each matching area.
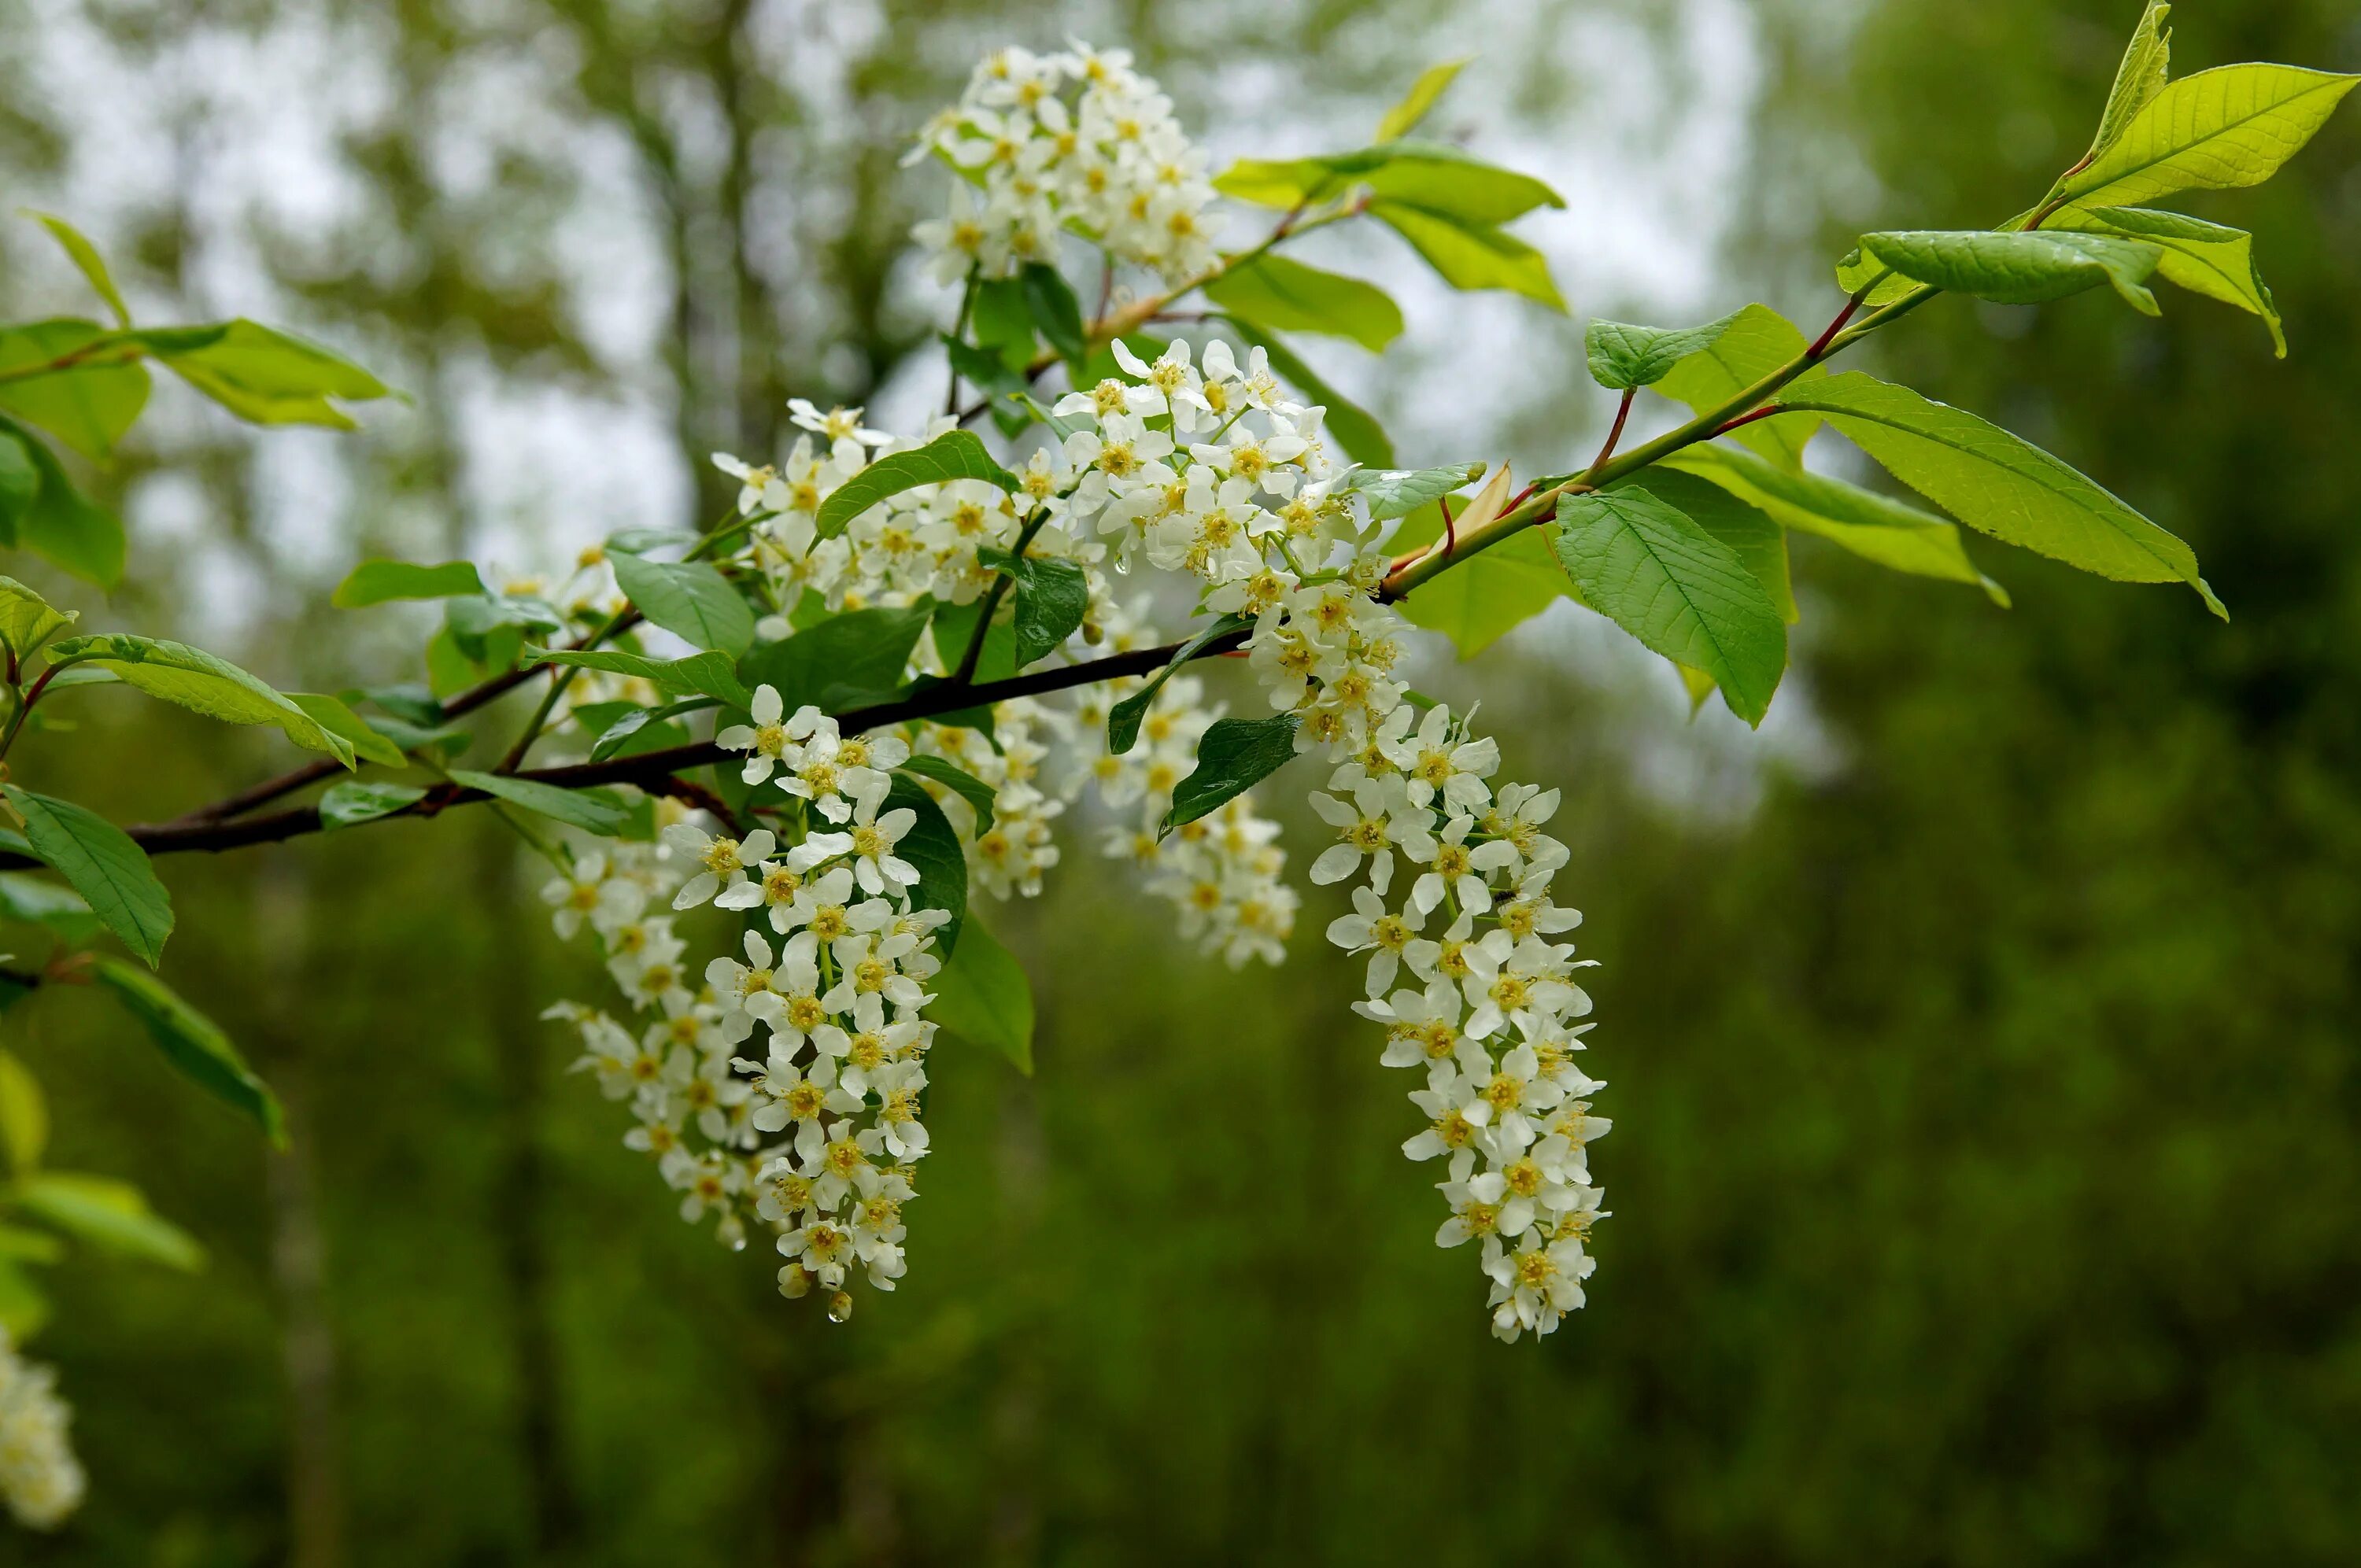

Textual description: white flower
[802,795,921,896]
[663,821,778,910]
[1387,703,1499,813]
[540,851,645,940]
[718,687,825,785]
[0,1329,86,1529]
[1324,885,1424,998]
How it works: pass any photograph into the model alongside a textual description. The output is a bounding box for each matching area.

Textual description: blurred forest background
[2,0,2357,1562]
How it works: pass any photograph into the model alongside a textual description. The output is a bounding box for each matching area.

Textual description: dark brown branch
[113,625,1250,859]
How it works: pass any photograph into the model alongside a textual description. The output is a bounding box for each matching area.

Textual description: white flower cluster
[1060,599,1295,967]
[541,708,958,1323]
[907,700,1066,901]
[909,42,1221,285]
[0,1330,83,1531]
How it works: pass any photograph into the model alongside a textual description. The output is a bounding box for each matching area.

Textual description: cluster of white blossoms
[0,1330,84,1530]
[909,42,1221,286]
[538,714,959,1322]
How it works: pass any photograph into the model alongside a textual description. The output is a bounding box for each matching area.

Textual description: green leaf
[523,646,752,709]
[2054,205,2282,355]
[0,872,101,944]
[1769,371,2222,616]
[1651,303,1823,472]
[2058,64,2359,211]
[0,426,34,541]
[586,699,716,763]
[1854,230,2163,314]
[0,1050,45,1174]
[46,633,358,768]
[1218,143,1561,225]
[148,318,390,428]
[970,279,1036,371]
[2079,1,2173,167]
[742,603,931,715]
[896,756,997,835]
[0,319,150,460]
[814,431,1021,540]
[1663,445,2008,605]
[3,787,172,966]
[317,780,427,829]
[1107,614,1253,754]
[448,769,635,837]
[0,1227,62,1264]
[884,773,967,957]
[609,552,756,656]
[1019,263,1086,364]
[1,418,124,588]
[978,548,1089,669]
[1389,500,1572,658]
[285,693,408,769]
[1376,58,1470,142]
[1203,255,1403,352]
[1346,462,1486,522]
[1585,312,1742,392]
[443,595,560,666]
[26,212,131,328]
[90,957,284,1145]
[1371,201,1565,309]
[1550,485,1788,725]
[1612,468,1796,624]
[926,917,1033,1074]
[0,1259,48,1337]
[1163,715,1301,833]
[0,576,74,661]
[12,1171,202,1270]
[1221,320,1394,468]
[331,559,487,608]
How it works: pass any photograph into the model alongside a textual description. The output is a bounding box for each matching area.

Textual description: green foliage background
[0,0,2356,1562]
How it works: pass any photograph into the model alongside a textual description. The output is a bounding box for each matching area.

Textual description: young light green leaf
[91,957,285,1146]
[0,1259,49,1337]
[149,319,390,428]
[741,604,930,714]
[0,426,33,536]
[2059,63,2360,210]
[46,633,359,768]
[1220,320,1395,468]
[896,756,997,836]
[1651,303,1823,472]
[0,319,150,459]
[1217,144,1560,225]
[586,698,715,763]
[1371,201,1565,310]
[0,577,74,661]
[317,780,427,830]
[1388,500,1572,658]
[2055,205,2282,355]
[1376,58,1471,142]
[331,559,488,608]
[1203,255,1404,352]
[1550,486,1788,725]
[814,430,1021,539]
[1770,371,2222,616]
[0,415,124,588]
[1162,715,1301,833]
[610,552,755,656]
[885,773,968,957]
[1585,312,1741,392]
[2080,2,2173,166]
[1106,614,1254,754]
[1614,468,1796,623]
[523,646,752,709]
[1856,230,2163,314]
[0,1050,45,1175]
[285,694,408,769]
[926,917,1034,1074]
[25,212,132,328]
[3,787,172,967]
[448,770,635,837]
[13,1171,203,1270]
[1346,462,1486,522]
[1663,445,2008,605]
[978,548,1090,669]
